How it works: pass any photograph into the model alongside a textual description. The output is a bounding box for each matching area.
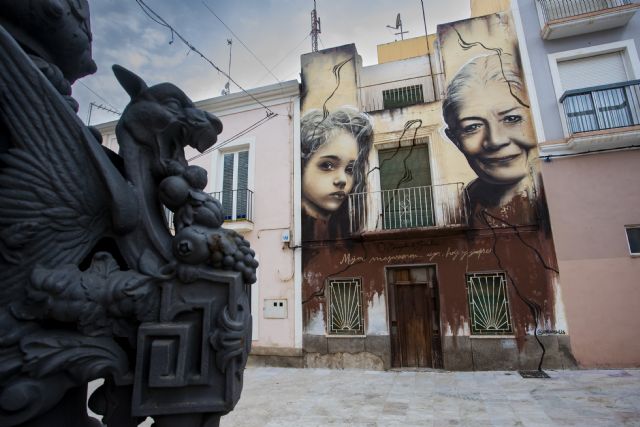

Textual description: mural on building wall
[439,13,543,227]
[300,107,373,241]
[298,18,570,371]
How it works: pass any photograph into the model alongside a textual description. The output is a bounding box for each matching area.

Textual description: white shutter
[558,51,628,91]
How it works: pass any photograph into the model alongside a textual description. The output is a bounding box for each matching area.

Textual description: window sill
[223,219,254,233]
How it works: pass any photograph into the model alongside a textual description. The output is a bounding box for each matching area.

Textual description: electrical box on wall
[264,299,288,319]
[281,230,290,243]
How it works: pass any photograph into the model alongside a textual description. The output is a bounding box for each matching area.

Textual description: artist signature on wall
[339,247,492,266]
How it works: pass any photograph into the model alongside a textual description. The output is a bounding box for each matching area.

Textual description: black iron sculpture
[0,1,256,426]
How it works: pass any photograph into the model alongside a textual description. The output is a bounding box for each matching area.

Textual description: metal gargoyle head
[113,65,223,159]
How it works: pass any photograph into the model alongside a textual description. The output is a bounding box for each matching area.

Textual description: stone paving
[220,367,640,427]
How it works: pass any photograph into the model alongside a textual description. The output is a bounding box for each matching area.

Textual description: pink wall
[188,101,298,350]
[541,150,640,367]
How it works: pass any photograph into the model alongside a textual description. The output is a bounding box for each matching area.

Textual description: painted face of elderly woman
[443,55,536,191]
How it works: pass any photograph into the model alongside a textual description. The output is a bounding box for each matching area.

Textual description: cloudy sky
[78,0,470,125]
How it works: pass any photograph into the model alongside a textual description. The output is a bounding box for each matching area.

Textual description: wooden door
[388,266,442,368]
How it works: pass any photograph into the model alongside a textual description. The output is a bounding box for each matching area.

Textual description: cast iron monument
[0,1,256,426]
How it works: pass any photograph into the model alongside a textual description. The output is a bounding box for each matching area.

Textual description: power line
[77,80,120,111]
[252,33,310,87]
[187,113,277,161]
[201,0,283,87]
[134,0,276,116]
[87,102,121,125]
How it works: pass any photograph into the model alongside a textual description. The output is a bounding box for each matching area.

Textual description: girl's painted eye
[345,162,355,175]
[503,115,522,124]
[319,161,335,171]
[462,123,482,134]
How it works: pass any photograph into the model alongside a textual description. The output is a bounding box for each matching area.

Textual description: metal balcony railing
[347,183,467,234]
[212,189,254,222]
[560,80,640,134]
[164,188,254,234]
[538,0,633,23]
[358,74,446,112]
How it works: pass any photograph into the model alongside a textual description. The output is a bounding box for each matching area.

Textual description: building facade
[512,0,640,367]
[97,80,304,366]
[298,12,576,370]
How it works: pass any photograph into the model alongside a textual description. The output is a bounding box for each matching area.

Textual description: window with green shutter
[220,149,250,221]
[378,142,433,229]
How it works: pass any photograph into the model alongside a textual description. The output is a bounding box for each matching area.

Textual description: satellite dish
[386,13,408,40]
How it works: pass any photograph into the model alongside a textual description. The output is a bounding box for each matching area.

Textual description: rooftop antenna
[221,38,232,95]
[311,0,321,52]
[387,13,409,40]
[87,102,121,126]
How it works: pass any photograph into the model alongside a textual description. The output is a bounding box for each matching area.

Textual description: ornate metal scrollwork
[0,2,256,426]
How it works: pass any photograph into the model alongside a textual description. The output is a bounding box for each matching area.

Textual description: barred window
[327,278,364,336]
[466,272,513,335]
[382,84,424,109]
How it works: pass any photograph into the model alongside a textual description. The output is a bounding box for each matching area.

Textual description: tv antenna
[311,0,321,52]
[387,13,408,40]
[87,102,121,126]
[221,38,232,95]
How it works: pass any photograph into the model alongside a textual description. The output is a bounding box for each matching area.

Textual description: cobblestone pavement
[220,367,640,427]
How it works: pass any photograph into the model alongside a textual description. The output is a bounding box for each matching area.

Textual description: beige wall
[377,34,437,64]
[541,150,640,367]
[301,44,360,114]
[470,0,511,17]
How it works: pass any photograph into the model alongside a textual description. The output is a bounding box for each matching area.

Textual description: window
[466,272,513,335]
[327,278,364,336]
[382,84,424,109]
[626,225,640,256]
[378,142,433,229]
[218,149,251,221]
[548,41,640,139]
[557,51,635,133]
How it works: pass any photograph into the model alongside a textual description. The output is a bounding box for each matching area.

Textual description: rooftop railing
[347,183,467,234]
[358,74,446,112]
[538,0,633,23]
[560,80,640,134]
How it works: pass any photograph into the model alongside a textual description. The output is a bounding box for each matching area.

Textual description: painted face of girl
[302,130,358,219]
[450,80,536,185]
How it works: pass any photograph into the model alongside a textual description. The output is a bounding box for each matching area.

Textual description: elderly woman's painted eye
[319,161,335,171]
[462,123,483,134]
[503,115,522,124]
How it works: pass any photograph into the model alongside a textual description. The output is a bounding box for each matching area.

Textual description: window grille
[382,84,424,109]
[327,278,364,336]
[466,272,513,335]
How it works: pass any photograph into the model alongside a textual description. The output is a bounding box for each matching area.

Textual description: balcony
[538,0,639,40]
[165,189,255,234]
[557,79,640,151]
[212,189,255,232]
[358,74,445,113]
[347,183,467,235]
